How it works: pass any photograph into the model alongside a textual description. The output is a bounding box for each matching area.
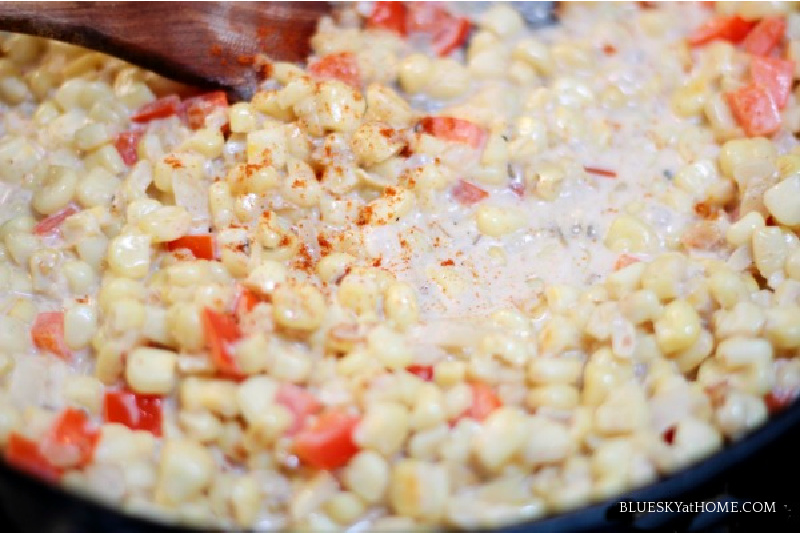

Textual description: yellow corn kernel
[655,300,701,354]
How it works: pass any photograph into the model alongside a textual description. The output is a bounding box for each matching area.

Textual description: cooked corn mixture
[1,1,800,530]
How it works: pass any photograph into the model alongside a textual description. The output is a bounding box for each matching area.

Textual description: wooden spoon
[0,1,331,100]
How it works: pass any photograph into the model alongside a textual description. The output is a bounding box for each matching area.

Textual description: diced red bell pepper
[687,15,756,47]
[4,433,61,483]
[751,56,794,109]
[406,2,449,32]
[509,179,525,198]
[741,16,786,56]
[725,83,782,137]
[167,235,216,260]
[614,254,641,271]
[234,285,260,316]
[765,390,797,414]
[45,408,99,467]
[464,381,503,421]
[309,52,361,88]
[419,116,487,149]
[114,129,145,166]
[103,390,163,437]
[293,410,361,469]
[452,179,489,206]
[406,365,434,382]
[366,1,408,35]
[31,312,70,360]
[432,16,471,57]
[406,3,471,57]
[183,91,228,130]
[202,308,242,378]
[131,94,181,123]
[662,425,677,445]
[276,384,323,435]
[33,204,79,236]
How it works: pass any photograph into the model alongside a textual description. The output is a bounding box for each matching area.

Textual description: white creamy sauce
[352,3,727,319]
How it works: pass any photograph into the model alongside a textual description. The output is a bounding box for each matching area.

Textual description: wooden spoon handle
[0,1,329,99]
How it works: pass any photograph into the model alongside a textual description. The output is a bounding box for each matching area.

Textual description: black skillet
[1,2,798,532]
